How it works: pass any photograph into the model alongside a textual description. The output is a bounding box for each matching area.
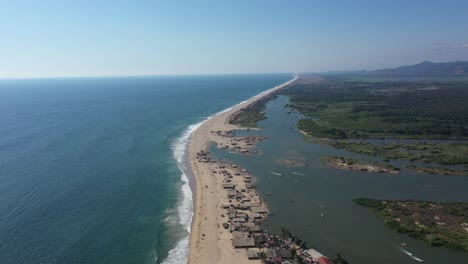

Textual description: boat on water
[401,248,423,262]
[270,171,283,176]
[292,172,304,176]
[294,180,299,183]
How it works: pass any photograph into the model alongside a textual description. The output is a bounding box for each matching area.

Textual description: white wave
[161,75,297,264]
[161,123,200,264]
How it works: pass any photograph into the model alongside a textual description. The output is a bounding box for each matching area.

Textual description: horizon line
[2,59,467,80]
[0,71,302,81]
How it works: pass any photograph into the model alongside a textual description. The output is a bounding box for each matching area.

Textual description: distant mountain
[369,61,468,76]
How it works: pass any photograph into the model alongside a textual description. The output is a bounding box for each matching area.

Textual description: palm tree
[332,253,349,264]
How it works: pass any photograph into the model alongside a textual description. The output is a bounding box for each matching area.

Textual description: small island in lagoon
[325,156,401,174]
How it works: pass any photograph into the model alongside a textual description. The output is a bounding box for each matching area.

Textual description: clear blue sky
[1,0,468,78]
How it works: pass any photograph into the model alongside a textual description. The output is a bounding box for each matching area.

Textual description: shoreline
[187,75,298,264]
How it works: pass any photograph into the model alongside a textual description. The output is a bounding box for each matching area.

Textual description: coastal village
[211,130,268,154]
[194,129,336,264]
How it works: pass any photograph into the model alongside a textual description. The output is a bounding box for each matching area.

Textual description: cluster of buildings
[210,130,267,154]
[216,163,266,249]
[196,149,335,264]
[250,233,335,264]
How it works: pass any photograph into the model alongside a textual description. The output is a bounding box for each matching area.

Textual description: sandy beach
[187,75,298,264]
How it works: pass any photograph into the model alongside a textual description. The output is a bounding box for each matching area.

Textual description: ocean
[0,74,292,264]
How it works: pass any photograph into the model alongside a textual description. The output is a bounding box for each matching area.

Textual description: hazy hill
[370,61,468,76]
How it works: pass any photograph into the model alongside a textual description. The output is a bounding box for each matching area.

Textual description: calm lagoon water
[211,95,468,264]
[0,74,291,264]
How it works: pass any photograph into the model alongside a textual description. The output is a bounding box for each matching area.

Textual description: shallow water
[211,95,468,264]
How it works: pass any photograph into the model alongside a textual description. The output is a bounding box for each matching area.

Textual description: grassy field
[282,77,468,139]
[229,109,266,127]
[325,156,401,173]
[295,102,434,139]
[331,141,468,166]
[407,165,468,176]
[355,198,468,252]
[228,93,278,127]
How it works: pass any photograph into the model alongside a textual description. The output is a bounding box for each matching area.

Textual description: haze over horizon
[1,0,468,78]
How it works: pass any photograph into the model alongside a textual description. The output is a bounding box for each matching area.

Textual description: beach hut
[233,217,247,223]
[222,184,235,189]
[250,207,266,214]
[232,232,255,248]
[251,213,262,219]
[246,250,259,260]
[236,213,247,218]
[250,225,262,233]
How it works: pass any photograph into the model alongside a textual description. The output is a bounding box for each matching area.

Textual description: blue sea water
[0,74,292,264]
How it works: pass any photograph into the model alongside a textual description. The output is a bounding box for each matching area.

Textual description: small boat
[294,180,299,184]
[319,204,327,209]
[321,213,325,217]
[270,171,283,176]
[266,192,271,195]
[292,172,304,176]
[401,248,423,262]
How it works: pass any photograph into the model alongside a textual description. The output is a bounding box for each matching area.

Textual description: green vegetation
[332,141,468,166]
[355,198,468,252]
[332,253,349,264]
[280,228,308,249]
[229,94,277,127]
[298,119,347,139]
[281,78,468,139]
[407,165,468,176]
[326,156,400,173]
[228,106,266,127]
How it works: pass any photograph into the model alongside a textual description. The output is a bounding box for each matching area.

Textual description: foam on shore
[162,122,201,264]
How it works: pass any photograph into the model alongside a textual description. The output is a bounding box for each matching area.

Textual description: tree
[259,252,266,260]
[300,240,307,249]
[332,253,349,264]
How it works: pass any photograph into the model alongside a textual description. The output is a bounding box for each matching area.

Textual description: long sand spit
[187,75,298,264]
